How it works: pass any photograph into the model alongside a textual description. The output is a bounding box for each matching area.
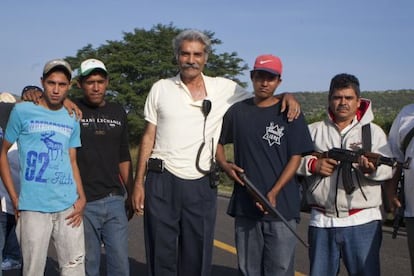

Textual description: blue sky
[1,0,413,95]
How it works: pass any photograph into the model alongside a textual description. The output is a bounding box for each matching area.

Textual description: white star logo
[262,122,284,146]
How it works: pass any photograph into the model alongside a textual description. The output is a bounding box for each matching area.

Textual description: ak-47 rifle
[237,172,309,248]
[313,148,411,194]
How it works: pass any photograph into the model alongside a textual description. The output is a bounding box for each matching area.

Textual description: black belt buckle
[108,189,124,197]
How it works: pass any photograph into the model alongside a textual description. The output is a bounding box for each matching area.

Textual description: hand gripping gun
[237,172,309,248]
[312,148,411,194]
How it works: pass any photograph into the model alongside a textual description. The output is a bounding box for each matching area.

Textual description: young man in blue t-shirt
[0,59,86,276]
[216,54,313,276]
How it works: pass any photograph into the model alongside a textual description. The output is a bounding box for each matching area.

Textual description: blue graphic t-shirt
[5,102,81,212]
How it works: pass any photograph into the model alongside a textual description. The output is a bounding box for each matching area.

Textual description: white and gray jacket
[297,99,393,217]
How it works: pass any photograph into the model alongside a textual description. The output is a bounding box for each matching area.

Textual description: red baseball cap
[252,54,283,76]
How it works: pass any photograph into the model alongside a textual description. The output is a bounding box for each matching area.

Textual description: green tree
[65,23,248,144]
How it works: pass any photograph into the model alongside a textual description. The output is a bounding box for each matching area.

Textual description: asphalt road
[4,196,412,275]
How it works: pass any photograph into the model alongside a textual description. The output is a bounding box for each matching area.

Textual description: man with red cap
[216,54,313,276]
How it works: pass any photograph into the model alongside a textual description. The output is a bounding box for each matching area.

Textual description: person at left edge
[0,59,86,276]
[0,93,22,273]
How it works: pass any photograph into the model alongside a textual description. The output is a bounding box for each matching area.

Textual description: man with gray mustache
[132,29,301,276]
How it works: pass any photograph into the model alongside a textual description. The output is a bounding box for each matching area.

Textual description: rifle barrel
[238,173,309,248]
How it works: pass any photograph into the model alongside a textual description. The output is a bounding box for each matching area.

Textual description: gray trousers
[17,207,85,276]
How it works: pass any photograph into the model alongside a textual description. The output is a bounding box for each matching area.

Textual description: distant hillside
[217,90,414,190]
[293,89,414,133]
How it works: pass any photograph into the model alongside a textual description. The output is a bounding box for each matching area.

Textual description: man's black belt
[107,189,124,197]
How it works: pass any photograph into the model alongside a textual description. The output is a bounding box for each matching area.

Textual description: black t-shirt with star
[219,97,314,221]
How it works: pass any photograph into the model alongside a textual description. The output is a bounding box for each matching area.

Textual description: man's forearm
[119,161,133,193]
[215,144,227,168]
[135,144,153,186]
[134,123,156,187]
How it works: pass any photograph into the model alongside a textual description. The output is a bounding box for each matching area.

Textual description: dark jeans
[144,170,217,276]
[308,220,382,276]
[0,212,21,262]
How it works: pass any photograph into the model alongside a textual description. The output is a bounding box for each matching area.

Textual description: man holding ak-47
[297,73,393,276]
